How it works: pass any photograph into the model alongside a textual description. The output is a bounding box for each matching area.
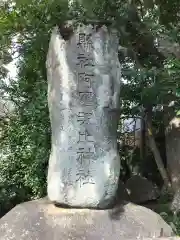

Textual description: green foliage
[1,0,180,221]
[159,209,180,236]
[0,0,69,214]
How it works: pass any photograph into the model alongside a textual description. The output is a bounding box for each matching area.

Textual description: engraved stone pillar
[46,22,121,208]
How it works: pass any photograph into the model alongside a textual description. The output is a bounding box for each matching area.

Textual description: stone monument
[0,23,176,240]
[46,22,121,208]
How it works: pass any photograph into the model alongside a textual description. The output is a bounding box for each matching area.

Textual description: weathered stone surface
[126,175,160,204]
[139,238,180,240]
[0,198,174,240]
[144,238,180,240]
[46,23,121,208]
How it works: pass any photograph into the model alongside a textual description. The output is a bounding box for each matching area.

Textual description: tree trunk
[145,107,171,190]
[140,114,146,162]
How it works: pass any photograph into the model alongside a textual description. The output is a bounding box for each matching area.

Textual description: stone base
[0,198,174,240]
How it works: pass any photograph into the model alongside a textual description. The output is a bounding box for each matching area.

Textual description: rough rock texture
[126,175,160,204]
[0,198,174,240]
[46,23,121,208]
[142,239,180,240]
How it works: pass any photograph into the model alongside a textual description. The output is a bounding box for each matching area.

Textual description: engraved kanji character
[76,53,95,68]
[77,111,92,125]
[78,91,94,105]
[77,130,94,143]
[77,72,94,91]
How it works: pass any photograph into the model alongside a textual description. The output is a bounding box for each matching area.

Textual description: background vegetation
[1,0,180,233]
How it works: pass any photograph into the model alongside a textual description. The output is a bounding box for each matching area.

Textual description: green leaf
[176,110,180,116]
